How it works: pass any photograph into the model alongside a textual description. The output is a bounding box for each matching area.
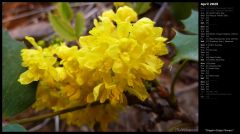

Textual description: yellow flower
[115,6,137,22]
[113,2,126,8]
[18,6,168,131]
[18,36,57,84]
[101,6,137,23]
[79,6,168,103]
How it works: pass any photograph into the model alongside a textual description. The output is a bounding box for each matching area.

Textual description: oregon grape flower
[18,6,168,130]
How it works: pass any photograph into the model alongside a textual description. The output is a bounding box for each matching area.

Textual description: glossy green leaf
[133,2,151,15]
[57,2,73,21]
[2,29,37,117]
[169,2,198,20]
[182,10,198,34]
[75,12,85,38]
[2,124,27,132]
[48,13,76,41]
[171,31,198,64]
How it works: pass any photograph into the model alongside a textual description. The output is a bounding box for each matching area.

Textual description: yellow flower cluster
[18,6,168,130]
[113,2,126,8]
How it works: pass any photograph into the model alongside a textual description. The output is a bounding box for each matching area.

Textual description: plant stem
[170,60,188,108]
[9,101,101,125]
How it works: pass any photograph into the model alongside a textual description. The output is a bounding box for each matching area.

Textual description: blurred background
[2,2,198,132]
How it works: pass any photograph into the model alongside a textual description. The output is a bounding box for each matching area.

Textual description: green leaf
[182,10,198,34]
[171,31,198,64]
[132,2,151,15]
[170,10,199,64]
[2,124,27,132]
[57,2,73,21]
[75,12,85,38]
[48,13,76,41]
[169,2,198,20]
[2,29,37,117]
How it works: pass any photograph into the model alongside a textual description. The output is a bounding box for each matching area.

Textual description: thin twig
[154,2,168,23]
[174,107,196,125]
[85,7,99,19]
[3,3,93,23]
[28,118,51,132]
[54,116,60,132]
[3,6,54,23]
[8,87,196,128]
[95,2,108,13]
[176,82,198,96]
[133,104,152,112]
[83,3,95,14]
[8,101,102,124]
